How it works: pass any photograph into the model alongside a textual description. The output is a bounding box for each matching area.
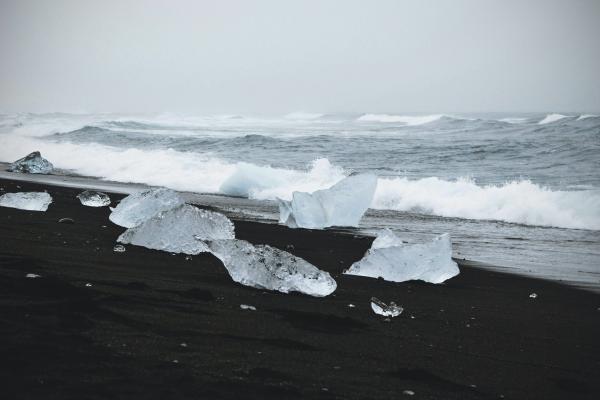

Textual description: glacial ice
[117,204,235,255]
[278,174,377,229]
[109,188,183,228]
[206,239,337,297]
[344,230,459,284]
[7,151,54,174]
[77,190,111,207]
[370,297,403,317]
[0,192,52,211]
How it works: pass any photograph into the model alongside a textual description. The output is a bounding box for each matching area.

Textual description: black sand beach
[1,177,599,399]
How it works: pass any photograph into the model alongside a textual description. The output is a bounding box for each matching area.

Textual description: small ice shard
[85,283,93,287]
[7,151,54,174]
[370,297,403,317]
[206,239,337,297]
[58,217,74,224]
[117,205,235,255]
[348,303,356,308]
[113,244,126,252]
[402,390,415,396]
[26,273,41,279]
[77,190,111,207]
[344,230,459,284]
[529,293,538,299]
[109,188,184,228]
[278,174,377,229]
[180,343,188,347]
[0,192,52,211]
[240,304,257,311]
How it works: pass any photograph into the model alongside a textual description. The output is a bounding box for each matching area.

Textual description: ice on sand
[109,188,183,228]
[8,151,54,174]
[118,205,235,255]
[278,174,377,229]
[77,190,111,207]
[370,297,403,317]
[0,192,52,211]
[345,229,459,284]
[206,239,337,297]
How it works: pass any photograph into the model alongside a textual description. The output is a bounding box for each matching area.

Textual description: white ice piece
[370,297,403,317]
[278,174,377,229]
[240,304,257,311]
[345,230,459,284]
[109,188,184,228]
[26,273,41,279]
[77,190,111,207]
[117,204,235,255]
[0,192,52,211]
[206,239,337,297]
[8,151,53,174]
[113,244,126,253]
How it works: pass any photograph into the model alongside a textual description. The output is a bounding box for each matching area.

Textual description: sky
[1,0,599,114]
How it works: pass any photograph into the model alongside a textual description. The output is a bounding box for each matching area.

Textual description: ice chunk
[240,304,256,311]
[109,188,183,228]
[529,293,537,299]
[278,174,377,229]
[345,231,459,284]
[0,192,52,211]
[206,239,337,297]
[113,244,126,253]
[370,297,403,317]
[26,273,41,279]
[77,190,111,207]
[118,204,235,255]
[7,151,54,174]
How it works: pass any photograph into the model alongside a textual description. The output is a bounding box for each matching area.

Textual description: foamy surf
[356,113,444,125]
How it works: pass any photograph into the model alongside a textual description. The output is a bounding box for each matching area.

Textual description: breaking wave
[357,114,444,125]
[538,113,571,124]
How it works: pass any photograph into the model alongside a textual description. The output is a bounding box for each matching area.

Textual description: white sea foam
[538,113,570,124]
[357,114,443,125]
[577,114,598,120]
[374,177,600,230]
[284,112,324,120]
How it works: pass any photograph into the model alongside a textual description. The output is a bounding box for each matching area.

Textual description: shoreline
[1,176,599,399]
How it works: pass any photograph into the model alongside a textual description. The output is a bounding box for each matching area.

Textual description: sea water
[0,112,598,289]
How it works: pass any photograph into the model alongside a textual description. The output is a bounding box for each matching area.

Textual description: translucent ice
[7,151,54,174]
[0,192,52,211]
[109,188,183,228]
[77,190,111,207]
[118,204,235,255]
[206,239,337,297]
[278,174,377,229]
[370,297,403,317]
[345,230,459,284]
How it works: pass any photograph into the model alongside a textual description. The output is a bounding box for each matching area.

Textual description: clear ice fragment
[109,188,184,228]
[240,304,257,311]
[7,151,53,174]
[117,205,235,255]
[370,297,403,317]
[206,239,337,297]
[278,174,377,229]
[77,190,111,207]
[26,273,41,279]
[345,230,459,284]
[529,293,537,299]
[113,244,126,252]
[0,192,52,211]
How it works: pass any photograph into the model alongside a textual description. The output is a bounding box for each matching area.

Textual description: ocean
[1,112,599,289]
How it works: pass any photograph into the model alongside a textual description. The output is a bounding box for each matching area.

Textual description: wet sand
[1,177,599,399]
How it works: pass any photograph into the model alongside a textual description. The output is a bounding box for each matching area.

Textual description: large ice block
[206,239,337,297]
[118,204,235,254]
[109,188,183,228]
[8,151,54,174]
[77,190,111,207]
[344,230,459,284]
[0,192,52,211]
[278,174,377,229]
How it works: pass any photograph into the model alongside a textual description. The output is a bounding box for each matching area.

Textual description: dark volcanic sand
[0,178,599,400]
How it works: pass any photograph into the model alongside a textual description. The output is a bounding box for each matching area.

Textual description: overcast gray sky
[1,0,599,114]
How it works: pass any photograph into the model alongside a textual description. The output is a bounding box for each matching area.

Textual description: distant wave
[357,114,444,125]
[577,114,599,121]
[538,113,570,124]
